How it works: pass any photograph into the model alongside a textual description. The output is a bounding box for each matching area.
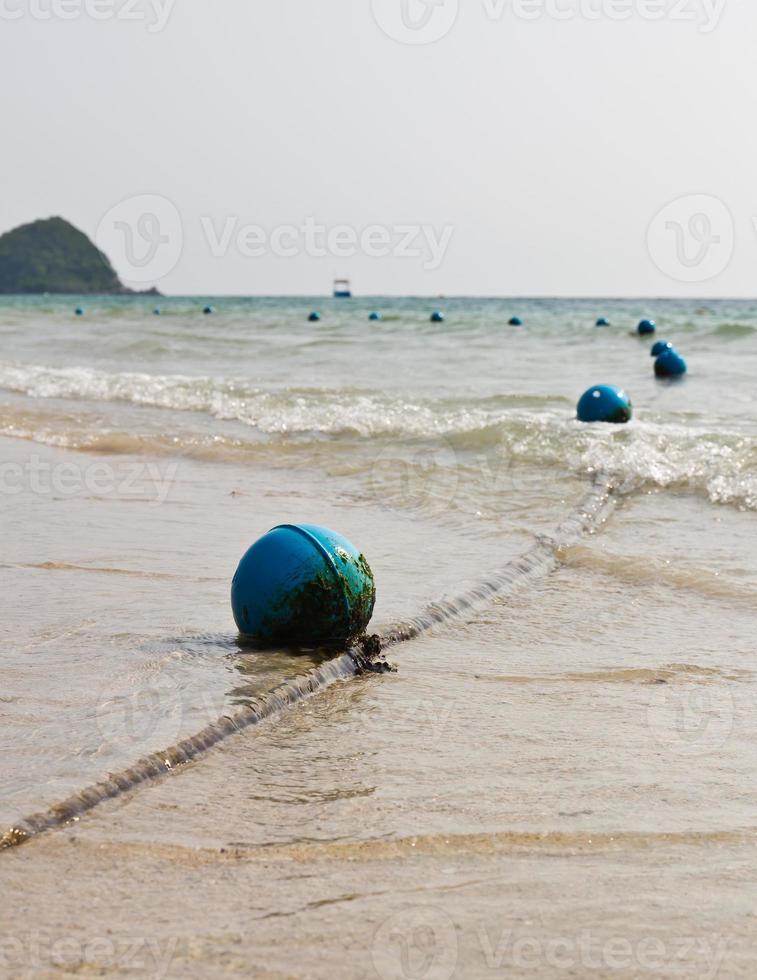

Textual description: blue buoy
[651,340,673,357]
[596,317,610,327]
[231,524,376,647]
[153,307,161,316]
[203,305,215,315]
[369,312,382,321]
[509,316,523,326]
[308,312,321,322]
[654,349,687,378]
[577,385,632,424]
[638,319,656,335]
[75,307,85,316]
[430,311,445,323]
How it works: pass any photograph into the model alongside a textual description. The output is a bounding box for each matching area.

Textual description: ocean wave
[711,323,756,338]
[1,361,756,511]
[493,417,757,511]
[0,361,560,438]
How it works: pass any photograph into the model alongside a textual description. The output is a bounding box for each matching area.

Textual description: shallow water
[1,296,756,977]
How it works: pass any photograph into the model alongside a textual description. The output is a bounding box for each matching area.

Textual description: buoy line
[1,473,616,852]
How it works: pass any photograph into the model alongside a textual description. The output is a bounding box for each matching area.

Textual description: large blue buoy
[231,524,376,647]
[638,319,656,335]
[509,316,523,326]
[596,317,610,327]
[203,305,215,315]
[654,349,687,378]
[75,307,85,316]
[308,311,321,322]
[430,311,445,323]
[651,340,673,357]
[577,385,632,424]
[369,312,382,321]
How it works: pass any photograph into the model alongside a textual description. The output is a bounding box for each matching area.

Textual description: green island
[0,216,158,295]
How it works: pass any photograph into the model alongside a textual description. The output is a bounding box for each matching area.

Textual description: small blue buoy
[231,524,376,647]
[369,312,382,321]
[75,307,85,316]
[638,319,656,335]
[203,305,215,315]
[509,316,523,326]
[596,317,610,327]
[651,340,673,357]
[577,385,632,424]
[153,307,161,316]
[430,311,445,323]
[308,312,321,322]
[654,349,687,378]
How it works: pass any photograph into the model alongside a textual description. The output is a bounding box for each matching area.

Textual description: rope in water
[0,473,616,851]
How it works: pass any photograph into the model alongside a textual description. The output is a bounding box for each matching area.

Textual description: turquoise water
[0,297,757,848]
[2,295,757,975]
[1,296,756,509]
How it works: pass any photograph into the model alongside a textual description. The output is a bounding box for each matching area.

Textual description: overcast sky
[1,1,755,296]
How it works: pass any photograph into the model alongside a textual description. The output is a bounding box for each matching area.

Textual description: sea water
[1,296,756,976]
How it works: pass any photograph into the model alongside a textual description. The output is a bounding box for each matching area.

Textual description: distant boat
[333,278,352,298]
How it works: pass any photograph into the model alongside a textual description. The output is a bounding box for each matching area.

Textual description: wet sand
[3,299,757,977]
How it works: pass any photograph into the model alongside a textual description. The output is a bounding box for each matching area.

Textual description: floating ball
[203,305,215,315]
[231,524,376,647]
[654,349,687,378]
[430,311,445,323]
[637,319,656,335]
[153,307,161,316]
[369,312,382,321]
[577,385,632,424]
[308,312,321,322]
[651,340,673,357]
[75,307,85,316]
[596,317,610,327]
[509,316,523,326]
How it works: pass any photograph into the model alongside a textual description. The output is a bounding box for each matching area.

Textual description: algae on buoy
[231,524,376,647]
